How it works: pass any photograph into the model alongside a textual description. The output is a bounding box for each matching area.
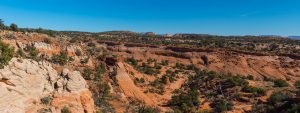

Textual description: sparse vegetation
[26,45,40,61]
[168,89,200,112]
[225,76,249,87]
[40,96,52,105]
[0,19,6,30]
[242,86,266,96]
[83,68,93,80]
[213,100,233,113]
[9,23,18,31]
[52,52,69,65]
[273,79,289,87]
[0,41,14,68]
[295,80,300,88]
[61,106,71,113]
[16,49,25,58]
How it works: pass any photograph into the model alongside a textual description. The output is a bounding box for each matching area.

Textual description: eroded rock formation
[0,58,94,113]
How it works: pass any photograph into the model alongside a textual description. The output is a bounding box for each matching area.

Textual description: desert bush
[0,41,14,68]
[186,64,197,70]
[161,75,168,84]
[286,104,300,113]
[253,91,299,113]
[149,78,166,94]
[5,34,16,39]
[10,23,18,31]
[160,60,169,66]
[168,89,200,113]
[174,62,185,69]
[52,52,69,65]
[273,79,289,87]
[40,96,52,105]
[97,83,111,99]
[125,57,138,67]
[75,49,82,56]
[294,81,300,88]
[16,49,25,58]
[242,86,266,96]
[137,63,160,75]
[80,57,89,64]
[136,105,160,113]
[246,75,254,80]
[135,77,145,84]
[147,58,156,64]
[225,76,249,87]
[213,100,233,113]
[94,63,106,80]
[201,55,209,66]
[0,19,6,30]
[61,106,71,113]
[26,45,40,61]
[83,68,93,80]
[268,92,288,104]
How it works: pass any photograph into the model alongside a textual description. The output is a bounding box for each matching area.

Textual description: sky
[0,0,300,36]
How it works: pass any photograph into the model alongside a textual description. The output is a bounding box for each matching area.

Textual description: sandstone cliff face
[0,58,94,113]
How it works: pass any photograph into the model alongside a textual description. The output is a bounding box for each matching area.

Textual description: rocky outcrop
[0,58,94,113]
[32,42,60,55]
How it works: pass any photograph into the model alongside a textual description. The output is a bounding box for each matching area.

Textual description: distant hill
[288,36,300,39]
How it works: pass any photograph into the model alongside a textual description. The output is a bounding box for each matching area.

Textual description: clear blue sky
[0,0,299,36]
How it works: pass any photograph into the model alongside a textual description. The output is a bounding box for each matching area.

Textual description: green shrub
[83,68,93,80]
[186,64,197,70]
[0,41,14,68]
[160,60,169,66]
[125,57,138,67]
[16,49,25,58]
[61,106,71,113]
[286,104,300,113]
[136,105,160,113]
[26,45,40,61]
[75,49,82,56]
[95,63,106,76]
[137,63,160,75]
[268,92,287,104]
[273,79,289,87]
[52,52,69,65]
[201,55,209,66]
[147,58,156,64]
[168,89,200,113]
[135,77,145,84]
[226,76,249,87]
[40,96,52,105]
[10,23,18,31]
[0,19,6,30]
[213,100,233,113]
[242,86,266,96]
[161,75,168,84]
[80,57,89,64]
[294,81,300,88]
[246,75,254,80]
[97,83,111,99]
[174,62,185,69]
